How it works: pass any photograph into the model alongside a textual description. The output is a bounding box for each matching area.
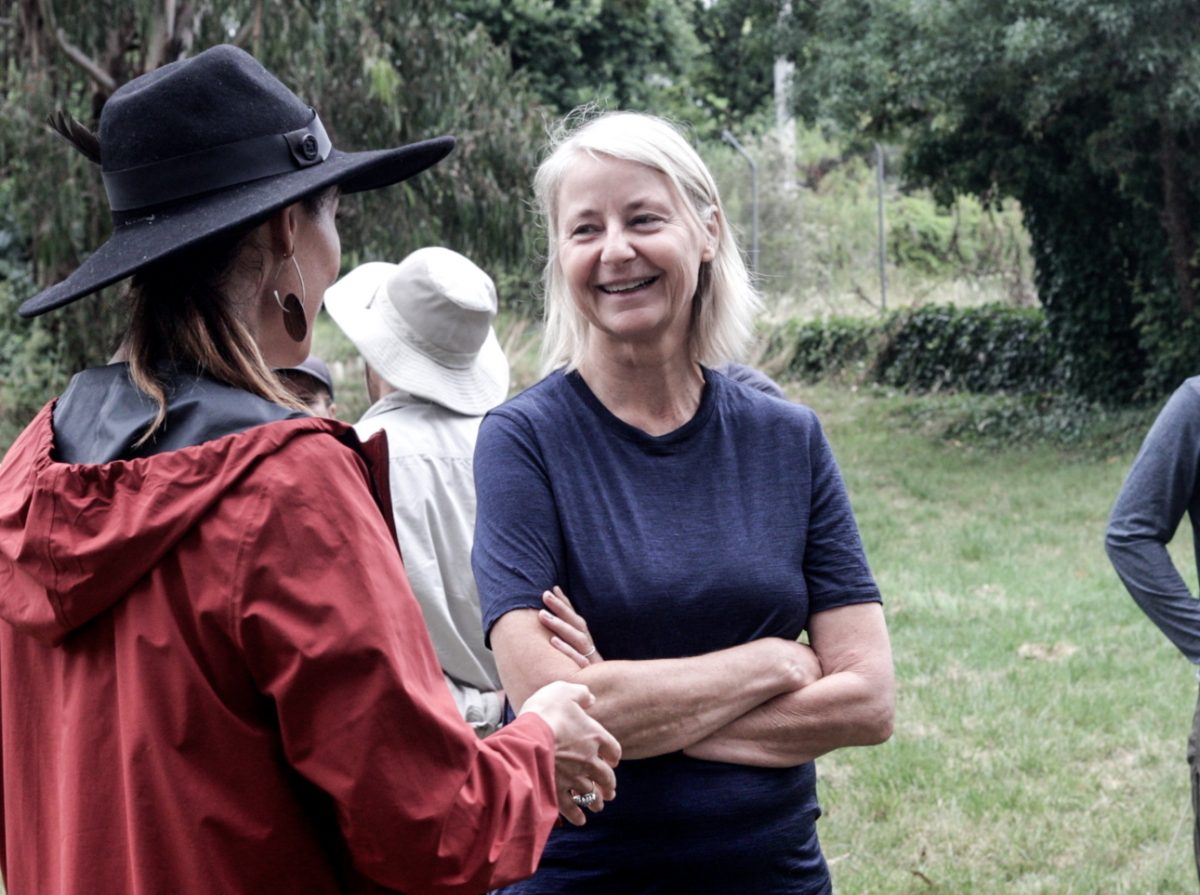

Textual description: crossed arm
[493,591,894,766]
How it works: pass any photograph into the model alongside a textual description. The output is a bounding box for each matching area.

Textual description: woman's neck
[577,348,705,437]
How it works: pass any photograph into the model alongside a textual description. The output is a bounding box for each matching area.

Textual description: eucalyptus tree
[0,0,546,432]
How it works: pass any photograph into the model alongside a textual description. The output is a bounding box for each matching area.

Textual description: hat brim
[18,136,455,318]
[324,262,511,416]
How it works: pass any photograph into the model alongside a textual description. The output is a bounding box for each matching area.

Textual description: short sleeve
[472,410,566,642]
[802,416,881,614]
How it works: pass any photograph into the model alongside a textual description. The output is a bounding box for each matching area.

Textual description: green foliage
[247,0,548,292]
[1130,257,1200,401]
[0,15,128,432]
[765,316,879,383]
[450,0,706,128]
[898,391,1161,455]
[874,304,1055,395]
[788,0,1200,405]
[887,194,1030,283]
[705,125,1034,317]
[1021,184,1146,404]
[767,304,1054,397]
[0,0,549,429]
[689,0,797,128]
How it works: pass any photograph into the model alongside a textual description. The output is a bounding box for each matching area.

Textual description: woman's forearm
[682,663,894,767]
[684,602,895,767]
[569,646,810,758]
[493,610,820,759]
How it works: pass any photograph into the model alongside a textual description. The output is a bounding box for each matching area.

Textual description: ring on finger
[581,645,596,659]
[571,790,598,807]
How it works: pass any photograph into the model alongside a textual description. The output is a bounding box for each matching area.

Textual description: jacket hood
[0,399,355,647]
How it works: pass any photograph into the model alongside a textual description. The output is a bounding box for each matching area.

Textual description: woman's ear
[700,206,720,263]
[265,202,302,259]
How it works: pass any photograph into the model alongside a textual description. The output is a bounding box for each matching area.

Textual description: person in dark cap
[276,354,338,418]
[0,44,617,895]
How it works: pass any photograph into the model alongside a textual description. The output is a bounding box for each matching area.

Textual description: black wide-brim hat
[19,44,455,317]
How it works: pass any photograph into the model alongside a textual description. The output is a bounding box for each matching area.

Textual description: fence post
[876,142,888,313]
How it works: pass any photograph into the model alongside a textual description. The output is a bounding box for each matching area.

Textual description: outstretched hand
[539,586,603,667]
[519,680,621,825]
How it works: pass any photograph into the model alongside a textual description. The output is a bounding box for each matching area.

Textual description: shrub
[763,316,880,383]
[873,304,1055,394]
[767,303,1057,396]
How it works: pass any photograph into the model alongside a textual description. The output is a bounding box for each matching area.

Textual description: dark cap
[277,355,335,400]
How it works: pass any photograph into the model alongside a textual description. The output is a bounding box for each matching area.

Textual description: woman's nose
[599,227,635,263]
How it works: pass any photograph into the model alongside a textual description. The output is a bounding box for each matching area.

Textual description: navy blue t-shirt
[472,367,880,895]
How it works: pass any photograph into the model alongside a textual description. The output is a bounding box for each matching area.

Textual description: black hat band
[102,110,332,214]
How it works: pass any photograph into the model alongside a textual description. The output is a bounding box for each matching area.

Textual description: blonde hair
[533,110,760,374]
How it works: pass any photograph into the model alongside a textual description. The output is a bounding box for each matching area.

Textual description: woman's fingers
[519,680,621,826]
[547,585,580,617]
[558,792,587,825]
[557,765,613,824]
[548,634,590,669]
[540,588,603,664]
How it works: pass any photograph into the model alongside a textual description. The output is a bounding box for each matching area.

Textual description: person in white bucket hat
[325,247,512,736]
[327,249,509,415]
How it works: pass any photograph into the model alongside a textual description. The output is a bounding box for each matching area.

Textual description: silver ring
[581,645,596,659]
[572,791,598,807]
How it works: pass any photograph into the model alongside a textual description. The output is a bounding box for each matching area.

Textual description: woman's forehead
[556,155,679,213]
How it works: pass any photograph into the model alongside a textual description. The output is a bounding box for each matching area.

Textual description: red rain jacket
[0,404,557,894]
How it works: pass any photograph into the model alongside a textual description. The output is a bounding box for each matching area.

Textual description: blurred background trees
[2,0,1199,438]
[790,0,1200,403]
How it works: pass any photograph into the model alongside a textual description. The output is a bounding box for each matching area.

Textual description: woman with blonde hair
[473,111,894,893]
[0,45,618,895]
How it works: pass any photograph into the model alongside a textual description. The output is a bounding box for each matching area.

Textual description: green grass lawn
[797,382,1196,893]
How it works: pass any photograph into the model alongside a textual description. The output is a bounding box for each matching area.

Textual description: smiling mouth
[597,276,659,294]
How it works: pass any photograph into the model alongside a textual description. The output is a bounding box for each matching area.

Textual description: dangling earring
[273,254,308,343]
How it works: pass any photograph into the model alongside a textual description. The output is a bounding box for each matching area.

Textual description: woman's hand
[538,586,603,667]
[518,680,621,825]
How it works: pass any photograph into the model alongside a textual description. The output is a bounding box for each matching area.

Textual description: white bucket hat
[323,248,510,416]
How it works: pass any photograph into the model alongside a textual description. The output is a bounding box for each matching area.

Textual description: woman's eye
[632,215,661,227]
[570,224,597,237]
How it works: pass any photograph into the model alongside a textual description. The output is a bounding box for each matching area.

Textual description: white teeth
[599,277,657,294]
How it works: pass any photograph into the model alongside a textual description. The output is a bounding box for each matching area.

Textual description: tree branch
[54,26,116,94]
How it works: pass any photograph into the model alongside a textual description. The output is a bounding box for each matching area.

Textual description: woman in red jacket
[0,45,618,895]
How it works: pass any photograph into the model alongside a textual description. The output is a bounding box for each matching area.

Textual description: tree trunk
[1159,124,1197,315]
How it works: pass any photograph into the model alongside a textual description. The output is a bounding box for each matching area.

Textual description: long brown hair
[124,190,333,445]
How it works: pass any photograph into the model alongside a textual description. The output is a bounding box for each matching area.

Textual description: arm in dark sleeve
[1105,381,1200,664]
[237,436,557,895]
[472,411,566,639]
[802,413,882,611]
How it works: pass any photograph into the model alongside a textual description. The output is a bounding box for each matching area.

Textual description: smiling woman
[472,110,896,895]
[555,154,716,361]
[536,112,760,383]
